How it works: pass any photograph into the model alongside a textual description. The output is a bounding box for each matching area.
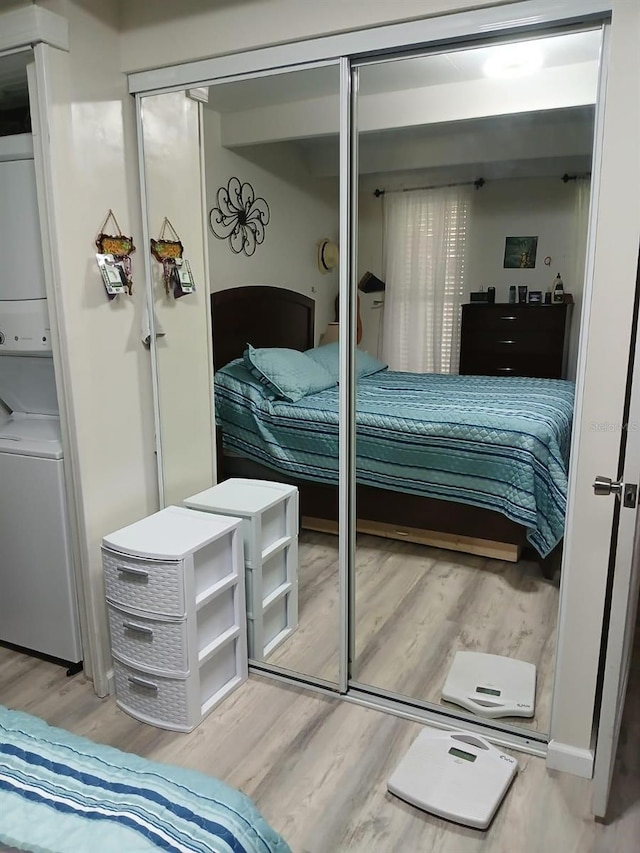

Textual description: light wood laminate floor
[269,531,559,732]
[0,630,639,853]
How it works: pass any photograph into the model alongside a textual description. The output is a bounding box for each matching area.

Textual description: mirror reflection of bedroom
[140,25,600,735]
[352,32,596,731]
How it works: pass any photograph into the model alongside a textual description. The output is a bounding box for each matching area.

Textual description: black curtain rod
[374,178,485,197]
[561,172,591,183]
[374,172,592,197]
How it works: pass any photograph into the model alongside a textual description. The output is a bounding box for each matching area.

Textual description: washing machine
[0,300,82,667]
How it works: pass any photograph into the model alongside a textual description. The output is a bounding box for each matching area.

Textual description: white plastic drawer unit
[184,478,298,568]
[102,505,248,731]
[183,479,300,661]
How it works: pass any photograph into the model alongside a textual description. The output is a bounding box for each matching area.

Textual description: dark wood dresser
[459,303,570,379]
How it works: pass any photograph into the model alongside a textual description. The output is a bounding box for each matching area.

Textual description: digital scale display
[448,747,477,763]
[476,686,501,696]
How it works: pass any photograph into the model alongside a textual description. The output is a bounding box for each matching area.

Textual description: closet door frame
[131,0,615,763]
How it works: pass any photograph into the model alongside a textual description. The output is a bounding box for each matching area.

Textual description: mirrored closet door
[139,63,343,686]
[138,18,605,740]
[350,28,601,736]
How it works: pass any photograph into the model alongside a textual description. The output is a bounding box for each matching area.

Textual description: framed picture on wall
[504,236,538,269]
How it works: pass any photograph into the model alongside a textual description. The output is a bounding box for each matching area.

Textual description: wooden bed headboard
[211,286,315,370]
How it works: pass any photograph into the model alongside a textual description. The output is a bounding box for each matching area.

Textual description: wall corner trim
[546,740,594,778]
[0,6,69,55]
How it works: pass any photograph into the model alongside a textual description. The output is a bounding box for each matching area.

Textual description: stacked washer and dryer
[0,132,82,671]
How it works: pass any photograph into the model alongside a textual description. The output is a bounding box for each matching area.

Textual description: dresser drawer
[108,604,188,674]
[102,547,185,617]
[462,304,566,332]
[468,330,565,357]
[462,352,563,378]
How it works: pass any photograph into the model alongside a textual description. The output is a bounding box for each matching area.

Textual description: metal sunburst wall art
[208,177,270,256]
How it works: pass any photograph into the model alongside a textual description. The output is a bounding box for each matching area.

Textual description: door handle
[593,477,638,507]
[593,475,623,497]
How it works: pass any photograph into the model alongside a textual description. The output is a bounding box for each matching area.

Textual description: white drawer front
[103,548,185,616]
[108,605,188,674]
[113,659,194,731]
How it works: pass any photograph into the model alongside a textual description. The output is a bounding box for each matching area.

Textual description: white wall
[119,0,519,73]
[468,179,580,303]
[204,108,339,343]
[142,92,215,506]
[217,68,598,148]
[32,0,157,691]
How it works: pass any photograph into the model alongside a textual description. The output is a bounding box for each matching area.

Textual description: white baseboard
[546,740,594,778]
[106,667,115,696]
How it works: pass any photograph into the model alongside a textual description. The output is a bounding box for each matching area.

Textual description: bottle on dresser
[552,273,564,303]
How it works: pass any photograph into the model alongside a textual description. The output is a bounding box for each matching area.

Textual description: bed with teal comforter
[214,361,574,557]
[0,705,290,853]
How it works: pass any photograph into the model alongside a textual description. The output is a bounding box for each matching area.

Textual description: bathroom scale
[387,728,518,829]
[441,652,536,718]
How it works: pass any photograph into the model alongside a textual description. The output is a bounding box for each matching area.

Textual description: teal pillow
[243,344,336,403]
[305,342,388,382]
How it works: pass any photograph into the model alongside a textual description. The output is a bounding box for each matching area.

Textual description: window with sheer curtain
[381,186,472,374]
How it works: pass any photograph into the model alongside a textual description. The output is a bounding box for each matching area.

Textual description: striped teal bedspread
[215,362,575,557]
[0,705,290,853]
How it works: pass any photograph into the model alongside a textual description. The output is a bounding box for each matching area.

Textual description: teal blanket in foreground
[0,705,290,853]
[215,364,575,557]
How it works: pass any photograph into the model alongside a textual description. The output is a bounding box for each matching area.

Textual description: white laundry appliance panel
[0,298,52,357]
[0,135,46,302]
[0,448,82,662]
[0,299,82,665]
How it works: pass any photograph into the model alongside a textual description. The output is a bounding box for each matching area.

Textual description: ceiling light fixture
[483,44,544,79]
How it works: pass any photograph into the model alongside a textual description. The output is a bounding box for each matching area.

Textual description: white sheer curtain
[382,186,472,373]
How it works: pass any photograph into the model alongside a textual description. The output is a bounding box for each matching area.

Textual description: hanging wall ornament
[208,177,270,257]
[150,217,185,297]
[95,209,135,295]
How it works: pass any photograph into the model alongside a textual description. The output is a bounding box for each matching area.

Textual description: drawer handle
[123,621,154,638]
[498,340,515,345]
[497,367,515,372]
[117,565,149,579]
[500,315,517,320]
[128,675,158,692]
